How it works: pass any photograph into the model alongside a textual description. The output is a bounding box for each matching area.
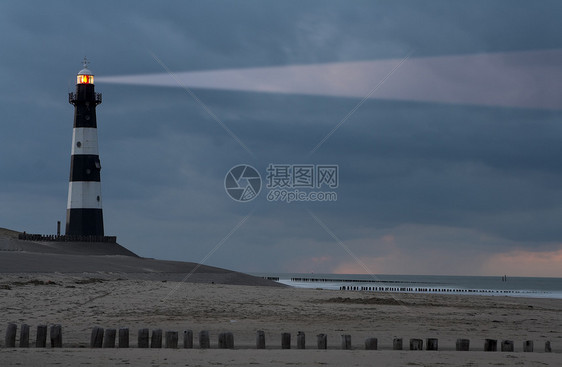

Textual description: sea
[251,273,562,299]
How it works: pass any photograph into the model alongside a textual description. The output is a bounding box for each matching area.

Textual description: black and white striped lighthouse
[65,59,104,236]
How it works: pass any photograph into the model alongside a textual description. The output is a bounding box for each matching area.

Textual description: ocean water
[252,273,562,299]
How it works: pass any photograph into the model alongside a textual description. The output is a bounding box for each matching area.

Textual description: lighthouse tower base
[65,208,104,236]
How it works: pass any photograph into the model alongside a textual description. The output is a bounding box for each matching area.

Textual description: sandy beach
[1,272,560,366]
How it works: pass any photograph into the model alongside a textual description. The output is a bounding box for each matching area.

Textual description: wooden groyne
[339,285,543,296]
[2,323,556,352]
[271,277,551,297]
[290,277,434,284]
[4,323,61,348]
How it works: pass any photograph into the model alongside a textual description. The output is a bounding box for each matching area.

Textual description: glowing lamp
[77,74,94,84]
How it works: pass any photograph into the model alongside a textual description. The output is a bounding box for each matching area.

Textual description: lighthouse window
[97,196,100,202]
[76,141,82,148]
[77,75,94,84]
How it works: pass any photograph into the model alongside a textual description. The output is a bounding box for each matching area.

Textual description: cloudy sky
[2,1,562,277]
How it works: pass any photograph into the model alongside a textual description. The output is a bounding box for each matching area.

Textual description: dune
[0,227,281,286]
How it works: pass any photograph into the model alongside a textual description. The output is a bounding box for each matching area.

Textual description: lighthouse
[65,58,104,236]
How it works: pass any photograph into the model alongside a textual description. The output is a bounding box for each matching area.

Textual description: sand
[0,228,283,286]
[1,273,561,366]
[1,229,560,365]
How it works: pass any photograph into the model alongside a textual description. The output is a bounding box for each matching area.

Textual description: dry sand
[1,273,561,366]
[0,228,283,287]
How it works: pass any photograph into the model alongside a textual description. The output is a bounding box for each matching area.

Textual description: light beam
[97,50,562,110]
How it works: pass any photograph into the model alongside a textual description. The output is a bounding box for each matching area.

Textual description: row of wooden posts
[4,323,554,352]
[4,323,61,348]
[91,328,553,352]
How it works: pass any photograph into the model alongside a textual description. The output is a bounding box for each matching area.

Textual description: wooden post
[297,331,305,349]
[341,334,351,350]
[317,334,327,350]
[545,341,551,353]
[409,338,423,350]
[484,339,497,352]
[90,327,104,348]
[199,330,210,349]
[218,332,234,349]
[138,328,149,348]
[151,329,162,348]
[36,325,47,348]
[281,332,291,349]
[119,328,129,348]
[523,340,533,352]
[393,338,403,350]
[365,337,377,350]
[165,331,178,348]
[426,338,438,351]
[218,332,226,348]
[256,330,266,349]
[225,332,234,349]
[5,323,17,348]
[501,340,514,352]
[19,324,30,348]
[456,338,470,351]
[183,330,193,349]
[103,329,116,348]
[50,324,62,348]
